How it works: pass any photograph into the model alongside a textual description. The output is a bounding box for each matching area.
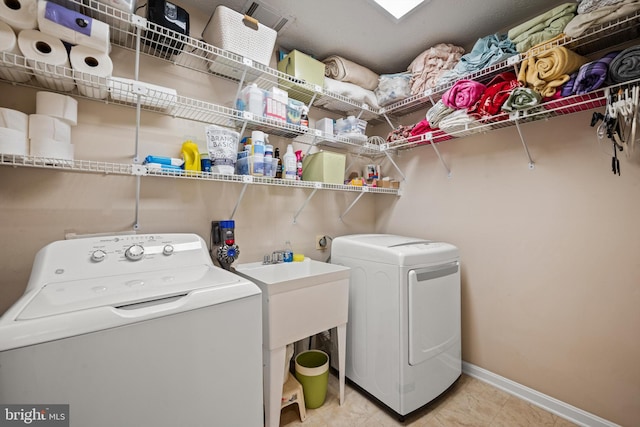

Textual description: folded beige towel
[565,0,640,37]
[322,55,379,91]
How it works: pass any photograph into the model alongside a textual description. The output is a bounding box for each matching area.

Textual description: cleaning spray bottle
[295,150,303,180]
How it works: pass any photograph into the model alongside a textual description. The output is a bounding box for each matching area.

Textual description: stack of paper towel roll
[0,108,29,156]
[0,0,113,99]
[29,91,78,160]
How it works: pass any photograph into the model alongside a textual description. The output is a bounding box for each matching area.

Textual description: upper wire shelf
[382,9,640,118]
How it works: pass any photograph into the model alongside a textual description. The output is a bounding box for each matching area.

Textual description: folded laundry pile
[471,72,519,118]
[438,109,485,137]
[426,100,455,128]
[607,45,640,84]
[508,3,577,52]
[518,46,588,97]
[502,87,543,112]
[437,34,518,85]
[322,55,379,91]
[564,0,640,37]
[577,0,627,14]
[407,43,465,95]
[572,51,620,94]
[318,77,380,110]
[442,80,487,110]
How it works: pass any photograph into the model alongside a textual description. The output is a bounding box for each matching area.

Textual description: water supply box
[302,151,346,185]
[278,50,325,103]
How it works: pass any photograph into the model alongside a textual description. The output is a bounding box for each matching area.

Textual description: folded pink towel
[442,79,487,110]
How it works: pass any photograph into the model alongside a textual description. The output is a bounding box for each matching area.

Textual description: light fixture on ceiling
[371,0,426,19]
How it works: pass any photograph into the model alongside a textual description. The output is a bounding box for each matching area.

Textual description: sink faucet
[263,250,285,264]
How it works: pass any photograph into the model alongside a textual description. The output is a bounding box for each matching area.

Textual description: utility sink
[235,258,350,427]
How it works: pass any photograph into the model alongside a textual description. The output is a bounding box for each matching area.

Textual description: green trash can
[294,350,329,409]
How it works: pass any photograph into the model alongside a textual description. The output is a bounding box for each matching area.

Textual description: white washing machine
[0,233,263,427]
[331,234,461,419]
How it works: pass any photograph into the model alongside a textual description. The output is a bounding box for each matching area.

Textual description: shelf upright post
[293,183,320,224]
[132,14,147,230]
[510,112,535,169]
[424,133,452,178]
[383,149,406,182]
[340,187,368,221]
[231,177,252,219]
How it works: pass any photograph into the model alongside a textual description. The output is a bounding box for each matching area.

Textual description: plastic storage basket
[203,5,277,66]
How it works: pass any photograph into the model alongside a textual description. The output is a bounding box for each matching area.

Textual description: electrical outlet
[316,235,327,250]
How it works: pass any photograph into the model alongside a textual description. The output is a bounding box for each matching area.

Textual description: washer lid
[15,265,253,320]
[332,234,458,266]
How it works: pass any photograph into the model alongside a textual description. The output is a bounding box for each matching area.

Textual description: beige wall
[373,111,640,426]
[1,3,639,425]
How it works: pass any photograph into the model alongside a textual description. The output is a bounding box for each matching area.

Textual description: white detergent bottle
[246,83,264,117]
[283,144,296,180]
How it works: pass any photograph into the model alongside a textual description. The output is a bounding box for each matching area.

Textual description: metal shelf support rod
[430,142,452,178]
[514,119,535,169]
[384,150,406,181]
[340,191,366,221]
[383,113,396,131]
[230,182,249,219]
[293,187,318,224]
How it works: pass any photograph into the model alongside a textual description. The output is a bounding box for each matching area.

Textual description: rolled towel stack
[518,46,588,98]
[322,55,379,91]
[577,0,626,14]
[407,43,465,95]
[508,3,577,53]
[437,34,518,85]
[442,79,487,110]
[607,45,640,84]
[472,72,519,117]
[572,51,620,94]
[502,87,543,112]
[438,109,484,137]
[564,0,640,37]
[426,100,454,128]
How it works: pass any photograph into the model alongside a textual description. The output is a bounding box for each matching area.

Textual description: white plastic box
[202,5,277,66]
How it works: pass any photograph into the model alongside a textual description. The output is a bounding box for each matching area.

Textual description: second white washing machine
[331,234,461,419]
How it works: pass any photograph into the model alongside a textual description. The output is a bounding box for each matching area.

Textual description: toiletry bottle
[274,147,282,179]
[295,150,303,180]
[264,143,273,177]
[300,106,309,130]
[284,144,296,180]
[251,131,265,176]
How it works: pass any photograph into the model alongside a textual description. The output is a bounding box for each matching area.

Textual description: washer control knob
[163,244,174,256]
[91,250,107,263]
[125,244,144,261]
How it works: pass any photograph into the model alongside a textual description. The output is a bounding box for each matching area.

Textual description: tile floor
[280,373,578,426]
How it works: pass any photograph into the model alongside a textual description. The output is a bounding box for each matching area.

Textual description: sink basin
[235,258,350,294]
[234,258,350,427]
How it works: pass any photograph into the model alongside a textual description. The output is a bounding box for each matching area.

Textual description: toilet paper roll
[18,29,75,92]
[37,1,110,54]
[36,91,78,126]
[0,21,31,83]
[0,127,28,155]
[0,0,38,31]
[70,45,112,100]
[30,137,74,160]
[29,114,71,143]
[0,107,29,133]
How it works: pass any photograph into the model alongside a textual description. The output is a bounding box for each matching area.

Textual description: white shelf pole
[429,140,452,178]
[513,117,535,169]
[384,150,406,181]
[293,186,319,224]
[230,182,250,219]
[340,190,367,221]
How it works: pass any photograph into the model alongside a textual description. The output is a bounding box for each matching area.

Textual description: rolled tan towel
[322,55,379,91]
[518,46,588,97]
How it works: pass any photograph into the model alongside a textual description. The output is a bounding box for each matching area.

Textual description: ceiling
[188,0,566,74]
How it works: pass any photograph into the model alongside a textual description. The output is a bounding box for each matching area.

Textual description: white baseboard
[462,362,620,427]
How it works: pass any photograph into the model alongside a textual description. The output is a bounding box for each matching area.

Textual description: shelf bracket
[382,112,396,131]
[428,134,452,178]
[133,175,141,230]
[230,178,251,219]
[340,188,368,221]
[293,184,320,224]
[383,149,406,182]
[511,114,535,169]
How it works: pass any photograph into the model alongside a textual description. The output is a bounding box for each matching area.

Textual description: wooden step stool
[281,372,306,422]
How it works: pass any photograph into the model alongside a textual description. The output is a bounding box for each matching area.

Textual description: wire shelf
[382,9,640,118]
